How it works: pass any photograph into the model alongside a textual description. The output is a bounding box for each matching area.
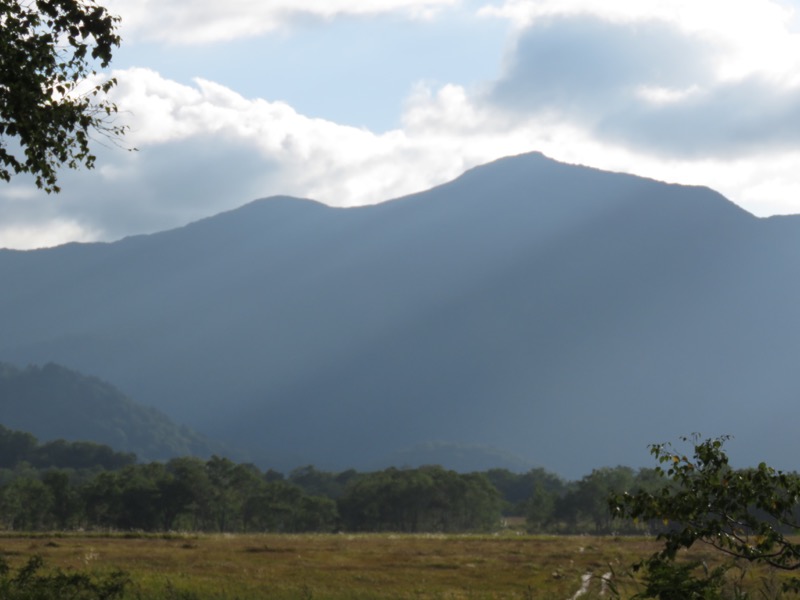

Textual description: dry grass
[0,532,787,599]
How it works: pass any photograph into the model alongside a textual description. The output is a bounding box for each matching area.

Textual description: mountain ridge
[1,152,798,477]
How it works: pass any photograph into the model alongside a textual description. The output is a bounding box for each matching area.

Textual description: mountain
[1,151,799,477]
[0,362,226,462]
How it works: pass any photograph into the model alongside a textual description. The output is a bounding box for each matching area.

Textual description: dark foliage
[612,435,800,597]
[337,466,502,532]
[0,423,135,469]
[0,555,129,599]
[0,0,125,191]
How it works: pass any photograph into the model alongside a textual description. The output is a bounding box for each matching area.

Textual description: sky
[3,0,800,248]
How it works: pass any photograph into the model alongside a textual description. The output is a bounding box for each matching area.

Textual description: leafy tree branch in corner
[611,434,800,597]
[0,0,126,192]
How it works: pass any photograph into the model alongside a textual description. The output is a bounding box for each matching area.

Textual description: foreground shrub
[612,435,800,598]
[0,555,129,599]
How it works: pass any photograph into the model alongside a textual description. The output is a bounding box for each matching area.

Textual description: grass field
[0,532,787,599]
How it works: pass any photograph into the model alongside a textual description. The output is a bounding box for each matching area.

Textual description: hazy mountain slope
[1,152,799,476]
[0,362,225,461]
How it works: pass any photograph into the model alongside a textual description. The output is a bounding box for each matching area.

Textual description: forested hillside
[0,363,226,462]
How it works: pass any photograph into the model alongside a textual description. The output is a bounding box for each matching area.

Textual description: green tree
[161,457,212,531]
[116,463,166,530]
[554,466,636,532]
[338,466,501,533]
[0,426,37,468]
[80,470,122,528]
[204,456,264,532]
[0,476,52,530]
[289,465,349,499]
[32,439,135,470]
[587,467,636,531]
[242,481,337,533]
[442,471,502,532]
[0,0,124,192]
[42,470,79,529]
[525,485,556,531]
[204,456,239,531]
[486,467,566,526]
[611,435,800,597]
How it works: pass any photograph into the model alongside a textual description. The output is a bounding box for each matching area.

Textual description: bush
[611,435,800,598]
[0,555,130,599]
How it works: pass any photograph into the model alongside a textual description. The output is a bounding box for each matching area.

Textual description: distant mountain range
[2,152,799,477]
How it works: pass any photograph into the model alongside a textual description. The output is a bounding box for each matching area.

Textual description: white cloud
[480,0,800,82]
[109,68,516,210]
[635,85,702,105]
[476,1,800,173]
[105,0,460,44]
[0,219,99,250]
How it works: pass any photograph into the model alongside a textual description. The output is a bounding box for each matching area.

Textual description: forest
[0,424,665,534]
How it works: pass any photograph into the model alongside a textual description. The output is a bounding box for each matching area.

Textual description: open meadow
[0,532,782,599]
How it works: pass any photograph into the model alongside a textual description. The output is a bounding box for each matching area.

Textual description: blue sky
[110,6,509,130]
[3,0,800,248]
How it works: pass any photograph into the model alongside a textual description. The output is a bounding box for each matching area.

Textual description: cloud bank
[487,12,800,158]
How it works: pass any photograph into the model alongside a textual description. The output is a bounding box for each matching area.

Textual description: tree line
[4,430,800,599]
[0,425,135,471]
[0,425,683,534]
[0,457,504,533]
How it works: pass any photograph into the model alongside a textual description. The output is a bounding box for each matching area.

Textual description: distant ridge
[1,152,799,477]
[378,442,535,473]
[0,362,227,462]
